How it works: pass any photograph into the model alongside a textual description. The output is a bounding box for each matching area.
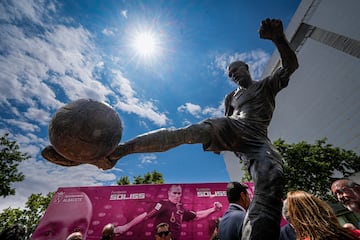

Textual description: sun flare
[131,30,160,59]
[125,22,169,66]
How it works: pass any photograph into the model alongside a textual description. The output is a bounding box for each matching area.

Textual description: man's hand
[259,18,285,41]
[114,225,128,235]
[213,201,223,211]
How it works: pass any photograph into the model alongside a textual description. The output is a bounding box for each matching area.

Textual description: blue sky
[0,0,300,210]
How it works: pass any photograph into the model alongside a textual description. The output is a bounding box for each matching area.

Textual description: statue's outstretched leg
[108,123,212,161]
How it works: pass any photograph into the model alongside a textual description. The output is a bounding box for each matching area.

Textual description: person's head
[331,179,360,213]
[101,223,115,240]
[228,61,252,88]
[32,191,93,240]
[226,182,250,210]
[168,185,182,204]
[155,222,172,240]
[286,190,356,240]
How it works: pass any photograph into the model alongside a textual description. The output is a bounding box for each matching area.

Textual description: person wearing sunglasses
[155,223,172,240]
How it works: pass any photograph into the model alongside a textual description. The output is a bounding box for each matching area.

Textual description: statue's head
[228,61,252,88]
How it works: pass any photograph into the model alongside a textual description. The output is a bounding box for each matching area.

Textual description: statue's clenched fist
[259,18,285,41]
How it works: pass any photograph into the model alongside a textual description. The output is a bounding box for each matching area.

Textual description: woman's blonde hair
[287,190,356,240]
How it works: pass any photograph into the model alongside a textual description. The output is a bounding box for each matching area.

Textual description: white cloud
[0,15,106,110]
[180,119,192,126]
[177,101,224,119]
[139,154,157,164]
[202,104,224,118]
[121,10,128,19]
[177,103,202,118]
[213,49,270,81]
[24,107,51,125]
[5,119,40,132]
[0,0,57,25]
[102,28,115,36]
[111,70,169,126]
[13,132,47,157]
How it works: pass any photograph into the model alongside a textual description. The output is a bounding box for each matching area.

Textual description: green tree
[117,176,131,185]
[0,133,29,197]
[117,170,164,185]
[0,192,54,239]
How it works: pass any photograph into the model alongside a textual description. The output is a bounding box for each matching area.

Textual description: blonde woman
[286,190,359,240]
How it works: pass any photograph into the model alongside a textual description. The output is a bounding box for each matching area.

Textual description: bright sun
[131,30,160,59]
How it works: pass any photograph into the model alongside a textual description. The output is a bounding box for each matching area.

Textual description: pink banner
[31,182,254,240]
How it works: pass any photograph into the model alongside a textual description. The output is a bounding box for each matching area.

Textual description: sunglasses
[157,231,170,237]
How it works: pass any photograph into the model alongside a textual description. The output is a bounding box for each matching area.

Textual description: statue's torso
[229,79,276,132]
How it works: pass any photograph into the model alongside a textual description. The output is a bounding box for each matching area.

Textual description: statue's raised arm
[259,18,299,75]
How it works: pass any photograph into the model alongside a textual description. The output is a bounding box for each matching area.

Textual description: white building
[223,0,360,182]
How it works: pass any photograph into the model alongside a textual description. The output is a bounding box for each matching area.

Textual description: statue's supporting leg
[241,143,284,240]
[109,123,212,160]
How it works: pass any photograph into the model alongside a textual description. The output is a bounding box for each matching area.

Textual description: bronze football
[48,99,122,163]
